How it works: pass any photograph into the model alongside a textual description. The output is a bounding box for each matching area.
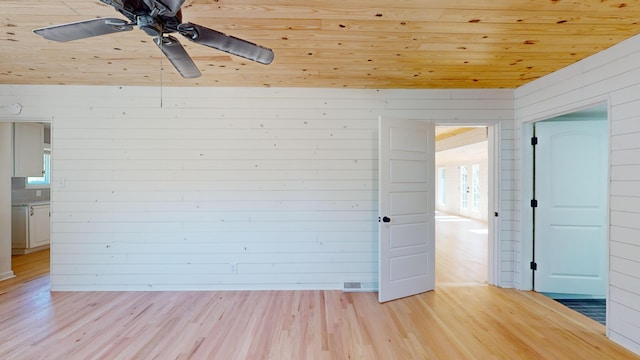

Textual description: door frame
[532,118,608,295]
[0,116,53,280]
[520,99,611,292]
[434,121,501,287]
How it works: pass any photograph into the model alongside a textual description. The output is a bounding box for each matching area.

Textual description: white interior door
[379,117,435,303]
[534,119,608,296]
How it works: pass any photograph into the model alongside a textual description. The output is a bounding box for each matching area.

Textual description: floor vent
[342,281,378,292]
[555,299,606,325]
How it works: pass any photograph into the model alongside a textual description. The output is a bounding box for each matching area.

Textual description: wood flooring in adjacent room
[435,212,488,287]
[1,247,639,358]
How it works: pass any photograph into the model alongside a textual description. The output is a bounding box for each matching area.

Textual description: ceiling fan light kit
[32,0,274,78]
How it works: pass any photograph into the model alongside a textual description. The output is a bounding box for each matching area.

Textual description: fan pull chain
[159,36,164,108]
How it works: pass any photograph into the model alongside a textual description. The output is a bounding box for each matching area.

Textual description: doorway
[524,103,609,324]
[0,119,52,285]
[532,118,607,296]
[435,126,489,286]
[377,118,500,301]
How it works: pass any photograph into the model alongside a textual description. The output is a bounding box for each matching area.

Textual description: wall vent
[342,281,378,292]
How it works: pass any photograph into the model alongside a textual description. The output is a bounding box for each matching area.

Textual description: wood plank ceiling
[1,0,640,89]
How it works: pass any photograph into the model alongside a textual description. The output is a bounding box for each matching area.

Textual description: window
[438,167,446,205]
[26,147,50,188]
[460,166,468,209]
[472,164,480,210]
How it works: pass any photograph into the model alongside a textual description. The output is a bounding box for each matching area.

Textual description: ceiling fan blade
[155,35,201,78]
[33,18,133,42]
[161,0,186,15]
[179,23,274,65]
[143,0,185,16]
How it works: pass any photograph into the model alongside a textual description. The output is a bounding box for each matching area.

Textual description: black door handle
[382,216,391,223]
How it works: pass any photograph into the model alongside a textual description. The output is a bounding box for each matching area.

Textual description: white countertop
[12,201,51,207]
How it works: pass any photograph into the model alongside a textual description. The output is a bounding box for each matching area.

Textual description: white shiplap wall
[0,85,515,291]
[515,34,640,354]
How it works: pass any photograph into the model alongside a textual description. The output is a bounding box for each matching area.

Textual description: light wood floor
[0,248,50,293]
[1,235,639,359]
[435,213,487,286]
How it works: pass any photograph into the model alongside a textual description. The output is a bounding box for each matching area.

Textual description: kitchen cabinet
[13,122,44,177]
[12,203,50,254]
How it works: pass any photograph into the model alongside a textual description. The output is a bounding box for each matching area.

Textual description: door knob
[382,216,391,223]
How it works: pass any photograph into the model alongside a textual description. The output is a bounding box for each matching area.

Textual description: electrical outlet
[230,263,237,274]
[36,190,42,197]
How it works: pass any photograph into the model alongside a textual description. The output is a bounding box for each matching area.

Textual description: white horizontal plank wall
[515,34,640,354]
[0,85,515,291]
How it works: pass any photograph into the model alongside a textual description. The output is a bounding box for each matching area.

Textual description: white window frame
[472,164,480,211]
[460,165,468,209]
[25,146,50,189]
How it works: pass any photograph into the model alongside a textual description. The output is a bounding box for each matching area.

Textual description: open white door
[379,117,435,303]
[534,119,607,296]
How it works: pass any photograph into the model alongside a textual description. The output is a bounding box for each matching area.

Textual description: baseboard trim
[0,270,16,282]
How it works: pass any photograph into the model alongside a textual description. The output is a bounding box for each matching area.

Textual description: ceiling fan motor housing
[137,14,163,37]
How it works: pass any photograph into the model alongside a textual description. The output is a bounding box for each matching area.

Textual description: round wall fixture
[1,103,22,115]
[8,103,23,115]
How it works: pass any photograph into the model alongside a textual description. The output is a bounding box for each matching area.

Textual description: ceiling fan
[33,0,275,78]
